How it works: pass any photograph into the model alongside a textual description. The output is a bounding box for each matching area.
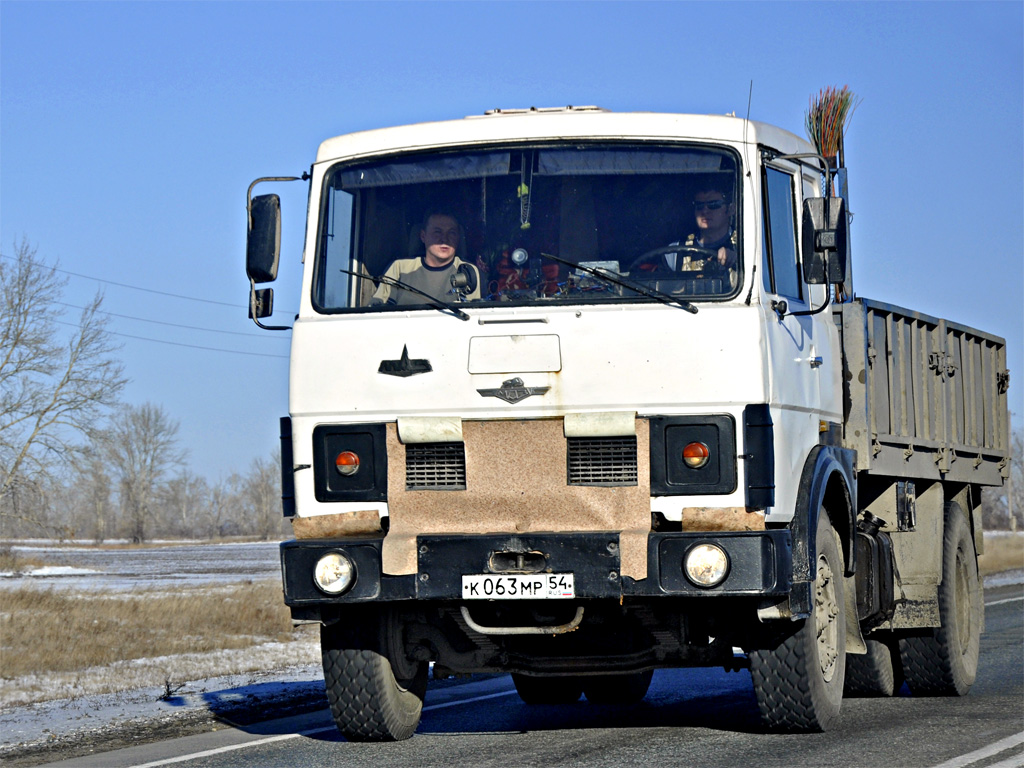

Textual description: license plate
[462,573,575,600]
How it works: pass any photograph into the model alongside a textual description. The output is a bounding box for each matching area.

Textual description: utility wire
[55,301,289,341]
[55,319,289,359]
[1,253,298,314]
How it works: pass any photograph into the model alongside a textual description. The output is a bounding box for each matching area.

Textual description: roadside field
[979,531,1024,575]
[0,578,319,707]
[0,542,320,707]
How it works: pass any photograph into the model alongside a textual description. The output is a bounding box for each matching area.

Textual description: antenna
[743,80,753,152]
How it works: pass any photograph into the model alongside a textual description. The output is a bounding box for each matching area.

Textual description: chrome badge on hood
[476,377,550,404]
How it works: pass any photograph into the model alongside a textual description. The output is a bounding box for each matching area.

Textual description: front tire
[899,502,982,696]
[749,509,847,732]
[321,608,427,741]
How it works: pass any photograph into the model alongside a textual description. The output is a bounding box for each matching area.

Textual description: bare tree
[241,451,284,540]
[106,402,186,543]
[196,474,244,539]
[0,240,126,526]
[160,470,209,538]
[983,423,1023,531]
[72,434,115,543]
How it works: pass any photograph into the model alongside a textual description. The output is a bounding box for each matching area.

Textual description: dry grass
[0,580,295,679]
[0,544,46,574]
[0,543,18,573]
[979,533,1024,576]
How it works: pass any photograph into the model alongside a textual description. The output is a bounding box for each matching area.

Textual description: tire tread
[898,502,981,697]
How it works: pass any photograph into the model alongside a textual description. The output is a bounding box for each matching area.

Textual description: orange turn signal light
[682,442,710,469]
[335,451,361,476]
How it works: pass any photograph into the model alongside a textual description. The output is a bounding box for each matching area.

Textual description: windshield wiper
[540,253,698,314]
[338,269,470,321]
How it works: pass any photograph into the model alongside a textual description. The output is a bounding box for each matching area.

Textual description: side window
[315,186,355,309]
[762,166,802,301]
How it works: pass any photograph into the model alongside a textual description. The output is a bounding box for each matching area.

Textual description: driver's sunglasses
[693,199,727,211]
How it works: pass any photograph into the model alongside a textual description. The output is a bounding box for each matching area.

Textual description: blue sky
[2,1,1021,480]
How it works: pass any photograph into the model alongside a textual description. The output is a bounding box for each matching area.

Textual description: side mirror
[801,197,848,285]
[248,287,274,319]
[246,194,281,283]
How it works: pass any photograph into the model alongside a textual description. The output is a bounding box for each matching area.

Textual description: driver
[663,183,739,288]
[371,211,481,305]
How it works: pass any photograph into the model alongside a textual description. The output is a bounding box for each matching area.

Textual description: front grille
[406,442,467,490]
[567,437,638,486]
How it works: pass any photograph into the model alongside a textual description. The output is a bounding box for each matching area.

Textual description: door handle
[809,356,823,368]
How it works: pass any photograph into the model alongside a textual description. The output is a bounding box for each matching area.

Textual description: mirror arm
[247,173,310,231]
[247,173,310,208]
[778,286,833,319]
[769,152,833,197]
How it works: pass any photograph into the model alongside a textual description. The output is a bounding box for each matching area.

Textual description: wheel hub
[814,554,840,681]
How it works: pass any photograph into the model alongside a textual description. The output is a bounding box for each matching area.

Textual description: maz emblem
[477,377,550,404]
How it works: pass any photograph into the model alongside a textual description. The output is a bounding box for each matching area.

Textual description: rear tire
[749,509,847,732]
[321,608,427,741]
[583,670,654,704]
[512,674,583,704]
[844,636,903,697]
[899,502,981,696]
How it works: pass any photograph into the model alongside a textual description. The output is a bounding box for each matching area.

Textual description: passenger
[371,212,481,305]
[663,183,739,287]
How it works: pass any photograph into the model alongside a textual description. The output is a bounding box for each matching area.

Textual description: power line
[1,253,297,314]
[55,301,289,341]
[55,320,289,359]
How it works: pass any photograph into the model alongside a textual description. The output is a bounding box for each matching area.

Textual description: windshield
[313,143,741,312]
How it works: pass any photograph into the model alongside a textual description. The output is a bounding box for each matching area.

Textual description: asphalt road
[40,583,1024,768]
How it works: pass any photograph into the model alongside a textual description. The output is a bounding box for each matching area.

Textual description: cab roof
[315,107,813,166]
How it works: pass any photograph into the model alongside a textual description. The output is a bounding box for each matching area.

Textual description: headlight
[314,552,355,594]
[684,543,729,588]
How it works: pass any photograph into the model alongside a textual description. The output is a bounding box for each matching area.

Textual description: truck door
[760,160,830,513]
[800,170,842,420]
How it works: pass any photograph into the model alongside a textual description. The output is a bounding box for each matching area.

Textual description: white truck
[244,106,1010,740]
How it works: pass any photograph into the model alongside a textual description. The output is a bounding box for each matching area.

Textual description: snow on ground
[0,540,326,758]
[1,540,310,709]
[0,634,321,708]
[1,565,100,578]
[985,569,1024,588]
[0,655,326,760]
[1,540,282,591]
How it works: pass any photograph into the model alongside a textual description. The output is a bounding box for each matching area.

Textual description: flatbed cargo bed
[837,297,1009,484]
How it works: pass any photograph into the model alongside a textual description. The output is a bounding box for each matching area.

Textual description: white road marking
[986,595,1024,607]
[127,689,518,767]
[128,728,337,768]
[929,730,1024,768]
[984,754,1024,768]
[420,689,518,711]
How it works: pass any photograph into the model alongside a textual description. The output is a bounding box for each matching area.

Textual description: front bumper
[281,529,792,606]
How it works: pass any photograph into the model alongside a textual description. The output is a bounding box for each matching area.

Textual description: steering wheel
[627,244,722,275]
